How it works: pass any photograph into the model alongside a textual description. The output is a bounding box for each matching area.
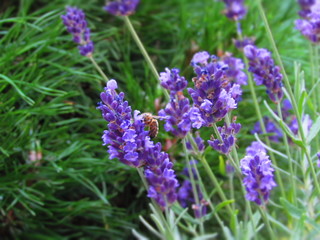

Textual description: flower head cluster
[178,162,207,218]
[188,51,239,127]
[98,80,178,208]
[298,0,316,18]
[208,122,241,154]
[222,0,247,20]
[240,142,276,205]
[104,0,140,16]
[158,68,202,138]
[144,143,179,208]
[317,152,320,167]
[160,68,188,96]
[61,7,94,57]
[244,45,283,103]
[221,53,248,86]
[295,7,320,43]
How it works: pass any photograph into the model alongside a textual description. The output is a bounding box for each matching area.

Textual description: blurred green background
[0,0,308,239]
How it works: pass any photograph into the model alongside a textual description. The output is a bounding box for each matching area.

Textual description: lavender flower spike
[244,45,283,103]
[317,152,320,168]
[104,0,140,16]
[98,80,150,168]
[61,7,94,57]
[159,68,188,96]
[188,52,238,127]
[144,143,179,209]
[297,0,315,18]
[208,122,241,155]
[158,68,200,138]
[240,142,276,205]
[295,8,320,43]
[222,0,247,20]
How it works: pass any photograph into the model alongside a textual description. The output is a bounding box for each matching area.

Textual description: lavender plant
[57,0,320,239]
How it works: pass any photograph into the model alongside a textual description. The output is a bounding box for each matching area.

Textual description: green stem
[123,16,170,101]
[89,56,109,82]
[276,101,296,205]
[199,155,238,236]
[259,207,276,240]
[182,138,205,235]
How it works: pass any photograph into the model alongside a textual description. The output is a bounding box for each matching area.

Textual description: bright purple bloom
[61,7,94,57]
[252,117,283,142]
[317,152,320,167]
[244,45,283,103]
[191,51,211,67]
[246,141,267,156]
[158,68,194,137]
[104,0,140,16]
[144,143,179,209]
[221,53,248,85]
[298,0,316,18]
[159,68,188,97]
[98,80,179,208]
[295,8,320,43]
[158,97,193,138]
[98,80,150,167]
[208,122,241,154]
[222,0,247,20]
[241,142,276,205]
[188,52,238,127]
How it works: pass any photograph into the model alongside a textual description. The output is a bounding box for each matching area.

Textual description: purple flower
[252,117,283,142]
[144,143,179,209]
[191,51,211,67]
[241,142,276,205]
[221,53,248,86]
[158,97,193,138]
[234,37,256,50]
[244,45,283,103]
[222,0,247,20]
[159,68,188,96]
[61,7,94,57]
[98,80,150,167]
[246,141,267,156]
[208,122,241,154]
[98,79,179,208]
[317,152,320,167]
[298,0,316,18]
[186,132,205,153]
[104,0,140,16]
[188,52,238,127]
[295,8,320,43]
[158,68,195,137]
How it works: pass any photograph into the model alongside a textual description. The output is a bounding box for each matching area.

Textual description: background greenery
[0,0,310,239]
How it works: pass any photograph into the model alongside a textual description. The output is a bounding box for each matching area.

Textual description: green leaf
[215,200,235,213]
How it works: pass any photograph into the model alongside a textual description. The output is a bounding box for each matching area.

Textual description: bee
[141,113,161,139]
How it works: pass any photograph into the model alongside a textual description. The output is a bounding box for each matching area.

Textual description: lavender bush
[58,0,320,239]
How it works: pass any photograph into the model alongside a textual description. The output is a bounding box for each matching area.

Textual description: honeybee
[141,113,161,139]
